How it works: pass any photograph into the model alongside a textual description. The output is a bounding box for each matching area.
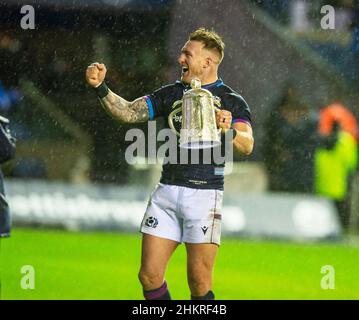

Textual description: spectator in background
[319,101,359,142]
[0,115,16,238]
[263,86,293,191]
[264,86,320,193]
[315,119,358,229]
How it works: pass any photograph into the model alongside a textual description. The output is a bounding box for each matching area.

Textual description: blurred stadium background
[1,0,359,299]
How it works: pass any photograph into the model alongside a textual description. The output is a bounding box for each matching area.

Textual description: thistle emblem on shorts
[145,216,158,228]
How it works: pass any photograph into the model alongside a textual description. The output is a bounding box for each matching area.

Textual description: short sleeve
[224,93,252,127]
[144,85,171,120]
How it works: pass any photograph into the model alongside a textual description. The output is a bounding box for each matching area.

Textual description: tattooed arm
[100,89,149,123]
[86,62,150,124]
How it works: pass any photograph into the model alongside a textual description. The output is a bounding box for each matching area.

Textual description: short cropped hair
[189,28,225,63]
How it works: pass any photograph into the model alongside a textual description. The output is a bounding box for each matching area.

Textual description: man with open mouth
[86,28,254,300]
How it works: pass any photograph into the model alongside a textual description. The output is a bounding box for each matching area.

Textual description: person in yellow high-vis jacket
[315,125,358,229]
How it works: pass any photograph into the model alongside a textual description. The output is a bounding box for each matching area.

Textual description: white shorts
[140,183,223,245]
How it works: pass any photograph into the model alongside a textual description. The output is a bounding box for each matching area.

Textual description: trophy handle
[168,101,182,137]
[172,100,183,110]
[213,98,221,108]
[214,104,224,135]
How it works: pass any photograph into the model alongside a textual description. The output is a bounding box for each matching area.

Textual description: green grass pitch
[0,228,358,300]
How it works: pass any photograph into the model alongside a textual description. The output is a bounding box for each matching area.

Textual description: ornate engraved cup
[168,79,221,149]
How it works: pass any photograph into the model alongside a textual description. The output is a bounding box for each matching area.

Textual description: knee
[138,268,163,290]
[188,273,210,296]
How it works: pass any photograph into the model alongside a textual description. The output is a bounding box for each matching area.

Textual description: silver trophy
[168,79,221,149]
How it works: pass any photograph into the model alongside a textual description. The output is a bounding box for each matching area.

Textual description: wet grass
[1,228,358,300]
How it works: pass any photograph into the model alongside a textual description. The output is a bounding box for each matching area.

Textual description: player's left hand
[216,109,232,131]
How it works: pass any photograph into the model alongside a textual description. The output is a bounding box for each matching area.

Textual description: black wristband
[94,81,109,98]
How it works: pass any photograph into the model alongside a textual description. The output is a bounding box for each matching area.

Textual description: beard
[181,68,203,85]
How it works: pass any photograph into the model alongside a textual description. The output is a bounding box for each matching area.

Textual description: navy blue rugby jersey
[143,79,252,190]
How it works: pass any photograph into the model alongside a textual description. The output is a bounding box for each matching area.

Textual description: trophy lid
[190,78,201,89]
[185,78,213,99]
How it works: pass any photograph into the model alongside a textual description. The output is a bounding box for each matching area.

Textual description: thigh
[141,233,179,276]
[186,243,218,289]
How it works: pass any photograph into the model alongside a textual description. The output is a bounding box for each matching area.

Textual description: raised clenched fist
[85,62,107,88]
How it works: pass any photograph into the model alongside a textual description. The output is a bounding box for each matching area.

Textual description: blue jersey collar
[177,78,223,89]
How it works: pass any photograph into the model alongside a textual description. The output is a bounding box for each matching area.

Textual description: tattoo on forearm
[99,89,150,123]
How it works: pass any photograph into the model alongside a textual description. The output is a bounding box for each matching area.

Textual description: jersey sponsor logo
[173,114,182,123]
[145,216,159,228]
[188,179,208,185]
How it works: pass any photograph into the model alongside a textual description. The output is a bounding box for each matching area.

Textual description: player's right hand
[86,62,107,88]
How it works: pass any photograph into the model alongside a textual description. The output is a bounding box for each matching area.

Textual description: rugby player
[86,28,254,300]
